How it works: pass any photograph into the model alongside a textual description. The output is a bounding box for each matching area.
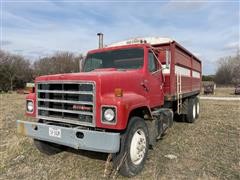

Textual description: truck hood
[35,70,144,95]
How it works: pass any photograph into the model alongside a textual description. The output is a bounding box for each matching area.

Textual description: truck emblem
[73,105,92,111]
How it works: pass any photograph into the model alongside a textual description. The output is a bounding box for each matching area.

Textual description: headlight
[26,100,34,112]
[102,107,116,124]
[104,109,115,121]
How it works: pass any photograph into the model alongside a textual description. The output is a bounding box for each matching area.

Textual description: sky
[0,0,239,75]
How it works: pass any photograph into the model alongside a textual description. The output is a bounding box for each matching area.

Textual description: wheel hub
[193,104,196,119]
[130,129,146,165]
[197,102,200,115]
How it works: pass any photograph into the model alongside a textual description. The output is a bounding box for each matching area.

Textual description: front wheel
[112,117,149,177]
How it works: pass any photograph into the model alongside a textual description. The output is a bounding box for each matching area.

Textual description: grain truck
[17,36,202,177]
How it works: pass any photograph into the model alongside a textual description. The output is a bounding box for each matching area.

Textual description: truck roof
[88,36,201,63]
[107,37,174,47]
[108,37,201,63]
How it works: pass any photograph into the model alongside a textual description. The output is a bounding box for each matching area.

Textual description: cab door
[144,50,164,107]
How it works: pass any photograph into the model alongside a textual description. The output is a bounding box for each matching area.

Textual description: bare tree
[33,52,83,77]
[215,54,240,85]
[0,50,84,92]
[0,50,33,92]
[231,55,240,84]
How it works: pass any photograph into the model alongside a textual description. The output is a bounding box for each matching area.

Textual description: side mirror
[165,50,171,69]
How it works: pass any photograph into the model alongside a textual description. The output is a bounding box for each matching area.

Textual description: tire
[185,98,196,123]
[112,117,149,177]
[195,97,200,119]
[34,139,63,156]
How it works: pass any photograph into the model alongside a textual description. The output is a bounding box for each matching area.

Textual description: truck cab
[17,37,201,177]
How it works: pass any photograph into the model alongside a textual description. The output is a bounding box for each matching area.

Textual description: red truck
[17,36,201,177]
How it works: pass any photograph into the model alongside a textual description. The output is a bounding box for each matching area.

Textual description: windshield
[83,48,144,72]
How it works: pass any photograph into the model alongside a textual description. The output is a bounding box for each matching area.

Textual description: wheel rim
[130,129,146,165]
[193,104,196,119]
[196,102,200,115]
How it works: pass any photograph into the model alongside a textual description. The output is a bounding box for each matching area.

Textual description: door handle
[141,80,149,92]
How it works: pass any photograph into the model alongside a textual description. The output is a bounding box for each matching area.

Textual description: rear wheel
[34,139,63,155]
[185,98,196,123]
[112,117,149,177]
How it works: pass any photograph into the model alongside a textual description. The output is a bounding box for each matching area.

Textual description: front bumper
[16,120,120,153]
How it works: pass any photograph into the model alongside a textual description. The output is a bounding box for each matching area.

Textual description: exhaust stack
[97,32,104,48]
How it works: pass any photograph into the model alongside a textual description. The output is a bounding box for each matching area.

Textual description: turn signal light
[30,87,35,93]
[114,88,123,97]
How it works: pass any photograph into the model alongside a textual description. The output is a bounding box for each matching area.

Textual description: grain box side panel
[192,57,201,91]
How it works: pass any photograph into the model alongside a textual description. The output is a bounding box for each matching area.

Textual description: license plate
[49,127,61,138]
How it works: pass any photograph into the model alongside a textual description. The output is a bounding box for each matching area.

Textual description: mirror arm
[150,46,170,71]
[150,49,163,69]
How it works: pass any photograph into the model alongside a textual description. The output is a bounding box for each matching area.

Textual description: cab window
[148,52,158,72]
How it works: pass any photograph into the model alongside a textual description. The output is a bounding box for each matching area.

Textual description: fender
[99,92,151,130]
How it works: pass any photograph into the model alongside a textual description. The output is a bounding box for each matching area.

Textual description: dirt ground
[0,88,239,180]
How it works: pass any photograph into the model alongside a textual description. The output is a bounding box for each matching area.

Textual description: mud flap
[162,109,173,128]
[145,120,158,147]
[146,108,174,147]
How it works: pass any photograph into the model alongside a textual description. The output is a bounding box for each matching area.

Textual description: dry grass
[0,93,239,179]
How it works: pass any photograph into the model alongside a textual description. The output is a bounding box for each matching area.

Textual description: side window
[148,52,158,72]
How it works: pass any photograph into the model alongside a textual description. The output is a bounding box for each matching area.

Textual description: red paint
[26,41,202,130]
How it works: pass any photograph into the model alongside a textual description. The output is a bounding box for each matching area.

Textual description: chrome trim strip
[37,81,94,85]
[38,116,93,126]
[38,107,93,116]
[38,90,93,95]
[38,98,93,105]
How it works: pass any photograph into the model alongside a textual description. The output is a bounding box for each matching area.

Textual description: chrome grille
[36,81,95,126]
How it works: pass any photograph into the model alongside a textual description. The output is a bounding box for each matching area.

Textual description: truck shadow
[65,148,108,161]
[173,114,186,123]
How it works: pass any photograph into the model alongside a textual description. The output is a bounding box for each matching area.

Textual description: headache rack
[36,81,96,127]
